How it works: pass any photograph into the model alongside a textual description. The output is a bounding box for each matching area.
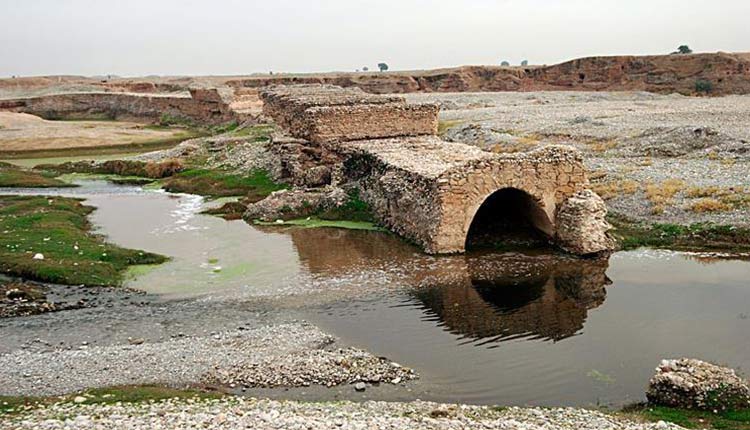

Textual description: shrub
[689,198,732,213]
[695,79,713,93]
[144,159,184,178]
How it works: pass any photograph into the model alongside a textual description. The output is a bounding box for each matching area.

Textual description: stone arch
[464,187,554,250]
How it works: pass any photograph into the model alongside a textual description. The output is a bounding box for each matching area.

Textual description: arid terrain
[2,53,750,430]
[2,52,750,98]
[0,112,193,155]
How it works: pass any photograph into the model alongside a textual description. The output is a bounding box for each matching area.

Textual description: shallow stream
[6,180,750,408]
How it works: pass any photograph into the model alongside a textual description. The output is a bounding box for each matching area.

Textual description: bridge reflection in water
[285,227,611,347]
[410,255,610,345]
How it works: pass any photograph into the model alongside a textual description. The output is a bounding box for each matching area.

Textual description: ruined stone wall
[260,85,438,143]
[0,89,236,124]
[300,103,438,144]
[343,146,445,249]
[259,84,612,256]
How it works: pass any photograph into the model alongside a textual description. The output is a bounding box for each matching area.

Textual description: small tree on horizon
[500,60,510,67]
[521,60,529,66]
[363,66,369,72]
[677,45,693,54]
[378,63,389,72]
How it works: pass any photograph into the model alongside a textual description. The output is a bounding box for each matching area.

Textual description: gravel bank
[0,323,415,397]
[0,398,682,430]
[408,91,750,147]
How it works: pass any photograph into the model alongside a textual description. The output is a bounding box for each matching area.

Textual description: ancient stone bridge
[260,85,614,256]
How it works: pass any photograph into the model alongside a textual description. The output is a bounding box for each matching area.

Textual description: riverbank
[0,195,165,285]
[0,396,684,430]
[2,179,749,429]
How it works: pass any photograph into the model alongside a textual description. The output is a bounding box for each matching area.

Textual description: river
[5,179,750,408]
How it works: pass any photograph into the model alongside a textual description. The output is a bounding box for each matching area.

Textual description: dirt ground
[0,112,189,154]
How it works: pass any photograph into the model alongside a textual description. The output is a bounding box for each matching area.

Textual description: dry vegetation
[684,185,750,213]
[688,198,732,213]
[591,179,639,200]
[644,179,686,214]
[585,138,618,153]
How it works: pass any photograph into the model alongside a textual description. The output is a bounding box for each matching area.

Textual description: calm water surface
[9,180,750,407]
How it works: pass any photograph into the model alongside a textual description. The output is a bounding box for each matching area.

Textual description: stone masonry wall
[342,138,593,254]
[260,84,613,256]
[260,85,438,143]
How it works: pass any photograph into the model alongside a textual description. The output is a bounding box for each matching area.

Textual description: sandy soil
[0,112,188,153]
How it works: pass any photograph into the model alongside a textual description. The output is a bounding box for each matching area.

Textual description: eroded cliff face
[527,52,750,94]
[3,53,749,98]
[225,53,750,96]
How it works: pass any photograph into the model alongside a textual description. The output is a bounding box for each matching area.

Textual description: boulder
[555,190,615,255]
[243,187,348,222]
[647,358,750,411]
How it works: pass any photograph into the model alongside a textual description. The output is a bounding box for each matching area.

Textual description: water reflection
[286,225,611,346]
[411,255,610,344]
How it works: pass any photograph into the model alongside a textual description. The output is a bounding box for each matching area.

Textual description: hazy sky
[1,0,748,77]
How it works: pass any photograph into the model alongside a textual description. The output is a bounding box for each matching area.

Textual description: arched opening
[465,188,553,250]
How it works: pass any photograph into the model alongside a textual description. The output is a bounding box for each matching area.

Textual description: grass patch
[161,169,286,199]
[0,164,76,188]
[437,120,463,135]
[625,404,750,429]
[609,213,750,252]
[1,385,224,416]
[317,189,375,223]
[255,217,384,231]
[230,124,275,141]
[38,159,184,180]
[71,385,224,405]
[0,195,166,286]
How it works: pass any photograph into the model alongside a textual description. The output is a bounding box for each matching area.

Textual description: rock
[73,396,87,403]
[5,289,30,300]
[353,382,366,392]
[628,126,747,157]
[647,358,750,411]
[555,190,616,255]
[32,253,44,260]
[443,123,539,153]
[242,186,348,222]
[128,337,145,345]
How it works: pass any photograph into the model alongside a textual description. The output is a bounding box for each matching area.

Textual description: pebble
[0,324,415,397]
[0,398,684,429]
